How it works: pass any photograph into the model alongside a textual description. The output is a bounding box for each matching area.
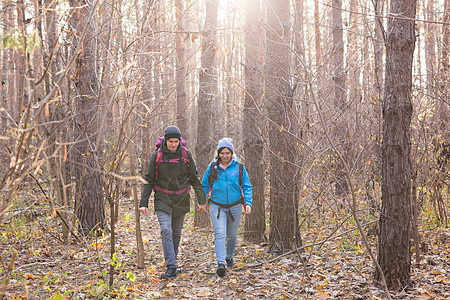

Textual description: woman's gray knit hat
[217,137,234,154]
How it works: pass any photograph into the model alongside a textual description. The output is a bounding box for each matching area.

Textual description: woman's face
[219,148,232,165]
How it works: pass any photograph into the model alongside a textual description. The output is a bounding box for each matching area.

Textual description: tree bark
[411,171,420,266]
[33,0,44,101]
[195,0,219,228]
[16,0,28,118]
[371,0,384,176]
[293,0,309,222]
[1,0,9,130]
[376,0,416,289]
[137,0,155,175]
[440,0,450,139]
[314,0,321,65]
[348,0,361,164]
[243,0,265,244]
[175,0,188,134]
[7,4,16,124]
[425,0,436,90]
[331,0,348,197]
[69,0,105,235]
[41,0,70,241]
[266,0,301,254]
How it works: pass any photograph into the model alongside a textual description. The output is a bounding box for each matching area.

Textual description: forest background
[0,0,449,298]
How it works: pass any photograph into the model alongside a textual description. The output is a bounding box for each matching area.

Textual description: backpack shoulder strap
[237,162,245,204]
[181,147,189,163]
[156,148,163,161]
[208,162,214,186]
[238,162,243,188]
[182,147,190,177]
[155,148,163,182]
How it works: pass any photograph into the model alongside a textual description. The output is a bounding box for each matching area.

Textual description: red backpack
[153,137,191,195]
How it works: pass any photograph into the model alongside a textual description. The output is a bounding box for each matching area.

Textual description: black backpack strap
[208,162,216,186]
[155,148,163,182]
[238,162,243,188]
[238,162,245,205]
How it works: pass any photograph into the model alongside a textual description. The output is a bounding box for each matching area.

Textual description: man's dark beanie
[164,125,181,141]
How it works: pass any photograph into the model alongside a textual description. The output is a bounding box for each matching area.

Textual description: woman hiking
[201,138,252,277]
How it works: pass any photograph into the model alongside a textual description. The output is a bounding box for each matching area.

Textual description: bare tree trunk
[0,0,37,224]
[376,0,416,289]
[243,0,265,244]
[44,0,58,92]
[137,0,155,175]
[16,0,28,118]
[314,0,321,65]
[40,0,70,242]
[131,144,145,268]
[437,0,450,210]
[373,0,384,157]
[440,0,450,141]
[411,170,420,266]
[293,0,309,219]
[348,0,361,166]
[331,0,348,197]
[7,4,17,125]
[225,11,236,138]
[1,0,8,130]
[432,184,447,227]
[195,0,219,228]
[152,1,162,150]
[97,0,115,158]
[33,0,43,101]
[0,57,6,128]
[425,0,436,90]
[175,0,188,134]
[266,0,301,254]
[122,96,145,269]
[69,0,105,235]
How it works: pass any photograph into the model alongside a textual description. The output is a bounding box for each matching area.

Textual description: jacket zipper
[225,169,229,205]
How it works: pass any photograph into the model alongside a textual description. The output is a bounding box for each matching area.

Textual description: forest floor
[1,199,450,299]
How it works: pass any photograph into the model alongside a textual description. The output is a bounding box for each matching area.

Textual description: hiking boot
[160,266,177,279]
[216,263,226,277]
[226,258,234,268]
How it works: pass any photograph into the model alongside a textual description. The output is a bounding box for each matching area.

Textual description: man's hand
[139,207,149,215]
[197,204,207,212]
[244,205,252,215]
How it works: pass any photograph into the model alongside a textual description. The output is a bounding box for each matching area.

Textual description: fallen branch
[0,250,17,300]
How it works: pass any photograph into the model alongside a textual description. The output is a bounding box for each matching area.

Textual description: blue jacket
[202,157,253,207]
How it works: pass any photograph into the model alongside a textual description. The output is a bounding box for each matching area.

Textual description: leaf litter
[1,199,450,299]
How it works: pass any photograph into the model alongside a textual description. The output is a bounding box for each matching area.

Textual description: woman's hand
[244,205,252,215]
[139,207,149,215]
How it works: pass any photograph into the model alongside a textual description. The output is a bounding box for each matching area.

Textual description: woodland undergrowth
[1,194,449,299]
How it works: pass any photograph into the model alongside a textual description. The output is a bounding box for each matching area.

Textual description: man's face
[166,138,180,153]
